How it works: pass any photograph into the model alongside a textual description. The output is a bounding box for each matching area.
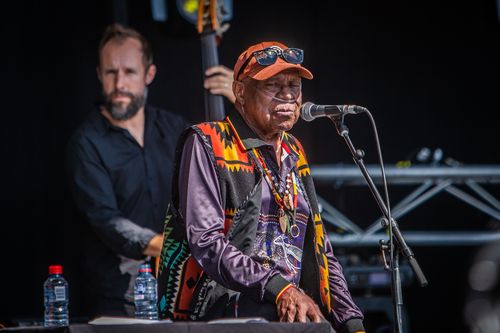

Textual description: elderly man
[157,41,365,333]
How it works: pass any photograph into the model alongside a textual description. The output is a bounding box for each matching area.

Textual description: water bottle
[134,263,158,320]
[43,265,69,326]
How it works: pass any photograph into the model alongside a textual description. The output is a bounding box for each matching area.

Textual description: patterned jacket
[157,110,364,332]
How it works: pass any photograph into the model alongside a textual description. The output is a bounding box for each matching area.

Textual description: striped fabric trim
[275,283,294,303]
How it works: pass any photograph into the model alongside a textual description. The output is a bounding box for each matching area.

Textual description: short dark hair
[98,23,153,69]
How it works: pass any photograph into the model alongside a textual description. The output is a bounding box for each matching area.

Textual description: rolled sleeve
[107,217,157,258]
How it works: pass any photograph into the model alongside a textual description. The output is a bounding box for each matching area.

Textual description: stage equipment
[311,164,500,246]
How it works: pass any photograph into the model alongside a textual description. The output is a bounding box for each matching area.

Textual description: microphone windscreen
[300,102,315,122]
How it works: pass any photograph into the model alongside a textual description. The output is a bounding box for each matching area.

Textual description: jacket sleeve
[65,135,156,259]
[179,132,282,301]
[324,236,365,332]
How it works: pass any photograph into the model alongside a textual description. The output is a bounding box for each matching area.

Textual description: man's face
[97,37,153,121]
[240,69,302,140]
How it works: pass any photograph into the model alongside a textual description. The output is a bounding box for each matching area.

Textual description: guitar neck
[200,32,226,121]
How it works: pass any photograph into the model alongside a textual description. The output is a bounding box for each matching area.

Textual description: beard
[103,90,145,121]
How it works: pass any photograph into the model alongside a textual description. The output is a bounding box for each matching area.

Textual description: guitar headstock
[196,0,230,39]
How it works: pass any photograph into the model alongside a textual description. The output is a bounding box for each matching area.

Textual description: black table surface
[1,321,333,333]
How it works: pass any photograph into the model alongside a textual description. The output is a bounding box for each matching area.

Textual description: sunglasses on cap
[236,46,304,81]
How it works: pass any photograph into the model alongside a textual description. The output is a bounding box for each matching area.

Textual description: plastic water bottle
[134,263,158,320]
[43,265,69,326]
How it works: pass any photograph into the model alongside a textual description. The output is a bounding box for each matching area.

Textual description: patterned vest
[157,114,332,320]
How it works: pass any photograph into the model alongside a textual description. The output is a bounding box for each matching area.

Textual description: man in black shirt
[65,23,188,317]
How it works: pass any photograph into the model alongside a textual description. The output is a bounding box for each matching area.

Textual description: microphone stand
[331,117,428,333]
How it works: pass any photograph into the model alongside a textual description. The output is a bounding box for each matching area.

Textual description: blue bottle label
[54,286,66,301]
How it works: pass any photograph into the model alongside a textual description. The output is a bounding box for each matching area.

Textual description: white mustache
[272,96,297,103]
[272,96,299,112]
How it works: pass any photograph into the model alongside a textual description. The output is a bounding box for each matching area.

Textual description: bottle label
[54,286,66,301]
[135,281,145,301]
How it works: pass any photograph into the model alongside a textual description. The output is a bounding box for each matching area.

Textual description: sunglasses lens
[283,48,303,64]
[254,49,278,66]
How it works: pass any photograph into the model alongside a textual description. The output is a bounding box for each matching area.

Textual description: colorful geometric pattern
[313,213,332,312]
[284,133,310,177]
[157,217,204,320]
[224,208,236,234]
[158,121,248,320]
[197,122,254,173]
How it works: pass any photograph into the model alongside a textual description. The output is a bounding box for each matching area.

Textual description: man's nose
[115,71,126,90]
[277,85,296,99]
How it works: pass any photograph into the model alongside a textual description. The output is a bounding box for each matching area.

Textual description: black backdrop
[1,1,499,332]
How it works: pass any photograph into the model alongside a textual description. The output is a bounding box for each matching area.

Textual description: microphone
[300,102,367,122]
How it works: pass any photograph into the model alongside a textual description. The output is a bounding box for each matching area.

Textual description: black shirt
[66,105,188,315]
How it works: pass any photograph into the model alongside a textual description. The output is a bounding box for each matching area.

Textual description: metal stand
[332,118,428,333]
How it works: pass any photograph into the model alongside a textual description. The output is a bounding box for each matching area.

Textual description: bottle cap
[138,264,152,273]
[49,265,63,275]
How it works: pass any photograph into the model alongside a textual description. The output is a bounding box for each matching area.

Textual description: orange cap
[233,41,313,81]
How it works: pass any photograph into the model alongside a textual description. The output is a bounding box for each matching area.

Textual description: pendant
[278,208,288,233]
[286,193,294,210]
[290,224,300,238]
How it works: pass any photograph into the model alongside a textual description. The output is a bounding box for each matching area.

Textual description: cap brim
[249,62,313,81]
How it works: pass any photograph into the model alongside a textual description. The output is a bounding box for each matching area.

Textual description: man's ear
[233,80,245,105]
[145,64,157,85]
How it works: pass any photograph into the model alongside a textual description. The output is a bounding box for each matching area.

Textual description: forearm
[92,215,157,259]
[71,182,157,259]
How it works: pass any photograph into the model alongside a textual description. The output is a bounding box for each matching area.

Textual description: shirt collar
[95,105,155,135]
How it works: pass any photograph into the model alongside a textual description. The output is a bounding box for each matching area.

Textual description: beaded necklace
[252,146,300,237]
